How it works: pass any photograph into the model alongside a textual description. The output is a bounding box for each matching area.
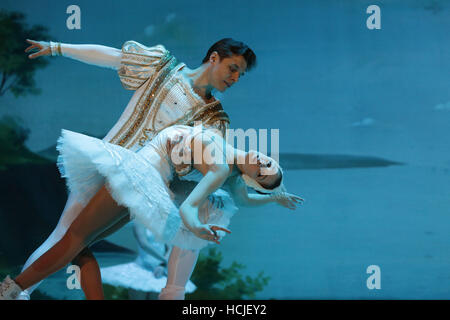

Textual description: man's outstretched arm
[25,39,122,70]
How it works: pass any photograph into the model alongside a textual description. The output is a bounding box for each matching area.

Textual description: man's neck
[182,64,214,102]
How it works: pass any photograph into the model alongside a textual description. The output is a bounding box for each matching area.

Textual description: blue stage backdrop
[0,0,449,299]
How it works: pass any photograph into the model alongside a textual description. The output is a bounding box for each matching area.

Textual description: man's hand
[25,39,51,59]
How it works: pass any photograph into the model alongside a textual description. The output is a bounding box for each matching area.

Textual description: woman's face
[243,150,280,188]
[209,53,247,92]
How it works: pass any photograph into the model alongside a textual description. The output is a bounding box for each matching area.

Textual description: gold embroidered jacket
[102,41,230,152]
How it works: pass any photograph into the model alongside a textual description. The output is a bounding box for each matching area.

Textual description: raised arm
[25,39,122,70]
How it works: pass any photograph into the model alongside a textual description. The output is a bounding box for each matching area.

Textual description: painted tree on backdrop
[0,10,52,98]
[102,248,271,300]
[186,248,270,300]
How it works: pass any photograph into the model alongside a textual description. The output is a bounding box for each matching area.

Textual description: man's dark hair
[202,38,257,71]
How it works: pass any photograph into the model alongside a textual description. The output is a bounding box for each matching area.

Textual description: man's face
[209,53,247,92]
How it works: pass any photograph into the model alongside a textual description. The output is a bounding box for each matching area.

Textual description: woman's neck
[234,149,247,174]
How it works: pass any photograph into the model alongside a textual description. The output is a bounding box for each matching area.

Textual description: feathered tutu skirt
[100,260,197,293]
[56,129,237,250]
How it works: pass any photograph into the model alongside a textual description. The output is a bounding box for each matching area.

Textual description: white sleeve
[59,43,122,70]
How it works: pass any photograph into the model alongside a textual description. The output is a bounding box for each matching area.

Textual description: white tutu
[100,261,196,293]
[56,128,237,250]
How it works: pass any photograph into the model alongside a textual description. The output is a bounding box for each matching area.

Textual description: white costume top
[59,41,230,151]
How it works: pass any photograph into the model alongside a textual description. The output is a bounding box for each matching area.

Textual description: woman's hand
[275,193,304,210]
[191,224,231,244]
[25,39,52,59]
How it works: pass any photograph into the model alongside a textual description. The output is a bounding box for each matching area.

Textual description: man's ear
[210,51,220,64]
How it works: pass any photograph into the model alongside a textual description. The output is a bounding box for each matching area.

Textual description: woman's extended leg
[71,214,131,300]
[13,185,127,292]
[19,192,85,296]
[158,246,199,300]
[19,191,129,299]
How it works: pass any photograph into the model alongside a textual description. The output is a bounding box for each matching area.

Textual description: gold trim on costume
[109,40,230,152]
[151,101,230,139]
[112,56,179,148]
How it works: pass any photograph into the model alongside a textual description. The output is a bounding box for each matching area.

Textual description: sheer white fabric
[60,43,122,70]
[159,246,199,300]
[100,249,197,294]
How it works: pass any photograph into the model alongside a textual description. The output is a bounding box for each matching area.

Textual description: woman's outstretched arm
[227,174,274,207]
[25,39,122,70]
[227,175,303,210]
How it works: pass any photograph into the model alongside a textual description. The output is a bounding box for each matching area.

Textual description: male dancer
[15,38,256,300]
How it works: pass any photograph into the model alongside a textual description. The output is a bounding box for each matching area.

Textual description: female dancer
[0,125,302,300]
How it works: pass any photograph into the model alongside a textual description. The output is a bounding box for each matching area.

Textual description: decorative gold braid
[135,60,181,147]
[110,59,167,145]
[149,67,180,130]
[189,103,230,131]
[146,101,229,140]
[111,51,230,149]
[128,57,177,146]
[111,56,178,148]
[109,78,152,146]
[187,102,230,136]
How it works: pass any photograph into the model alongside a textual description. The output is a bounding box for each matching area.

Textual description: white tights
[159,246,199,300]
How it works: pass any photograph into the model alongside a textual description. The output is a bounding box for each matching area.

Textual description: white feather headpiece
[240,165,286,196]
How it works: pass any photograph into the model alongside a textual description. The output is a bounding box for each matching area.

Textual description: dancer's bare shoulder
[190,130,233,176]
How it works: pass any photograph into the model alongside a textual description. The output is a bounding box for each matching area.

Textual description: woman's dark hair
[202,38,257,71]
[255,171,283,194]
